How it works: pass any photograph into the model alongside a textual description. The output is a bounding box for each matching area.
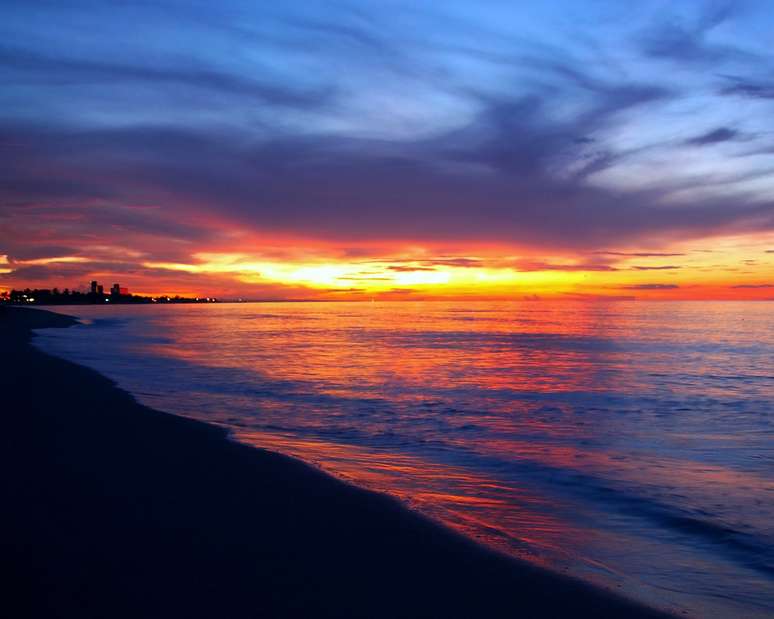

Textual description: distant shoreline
[2,287,218,306]
[1,306,674,619]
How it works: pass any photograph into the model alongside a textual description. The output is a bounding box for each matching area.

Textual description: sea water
[33,301,774,618]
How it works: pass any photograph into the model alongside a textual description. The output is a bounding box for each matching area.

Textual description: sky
[2,0,774,300]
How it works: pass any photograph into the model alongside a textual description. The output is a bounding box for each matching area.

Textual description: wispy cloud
[684,127,741,147]
[621,283,680,290]
[594,251,685,257]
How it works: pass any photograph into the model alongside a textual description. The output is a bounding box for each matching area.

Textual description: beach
[0,305,673,618]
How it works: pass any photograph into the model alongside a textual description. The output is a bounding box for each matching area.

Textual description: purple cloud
[730,283,773,289]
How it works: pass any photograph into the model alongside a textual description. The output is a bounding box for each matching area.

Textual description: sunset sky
[2,0,773,300]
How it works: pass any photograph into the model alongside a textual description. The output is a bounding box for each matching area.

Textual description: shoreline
[1,306,674,618]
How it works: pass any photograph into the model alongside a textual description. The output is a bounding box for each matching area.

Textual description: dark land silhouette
[1,281,217,305]
[0,306,674,619]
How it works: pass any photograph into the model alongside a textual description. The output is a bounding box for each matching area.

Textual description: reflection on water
[35,301,774,618]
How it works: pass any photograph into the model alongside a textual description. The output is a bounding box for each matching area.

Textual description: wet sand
[1,306,674,618]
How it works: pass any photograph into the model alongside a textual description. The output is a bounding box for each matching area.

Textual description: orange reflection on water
[236,429,581,567]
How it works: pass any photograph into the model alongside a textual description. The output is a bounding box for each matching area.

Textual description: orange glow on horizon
[2,234,772,301]
[134,233,773,300]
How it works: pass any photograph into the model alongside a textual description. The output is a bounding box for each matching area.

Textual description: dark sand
[1,306,673,619]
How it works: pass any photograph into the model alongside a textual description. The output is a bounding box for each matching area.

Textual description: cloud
[729,283,773,289]
[6,95,774,255]
[719,76,774,99]
[594,251,685,257]
[417,258,485,268]
[684,127,740,146]
[561,292,636,301]
[630,265,680,270]
[621,283,680,290]
[0,42,337,111]
[639,3,752,66]
[324,287,366,293]
[387,265,437,272]
[3,245,81,261]
[513,261,618,272]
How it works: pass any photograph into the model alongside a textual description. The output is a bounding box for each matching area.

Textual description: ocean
[33,300,774,618]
